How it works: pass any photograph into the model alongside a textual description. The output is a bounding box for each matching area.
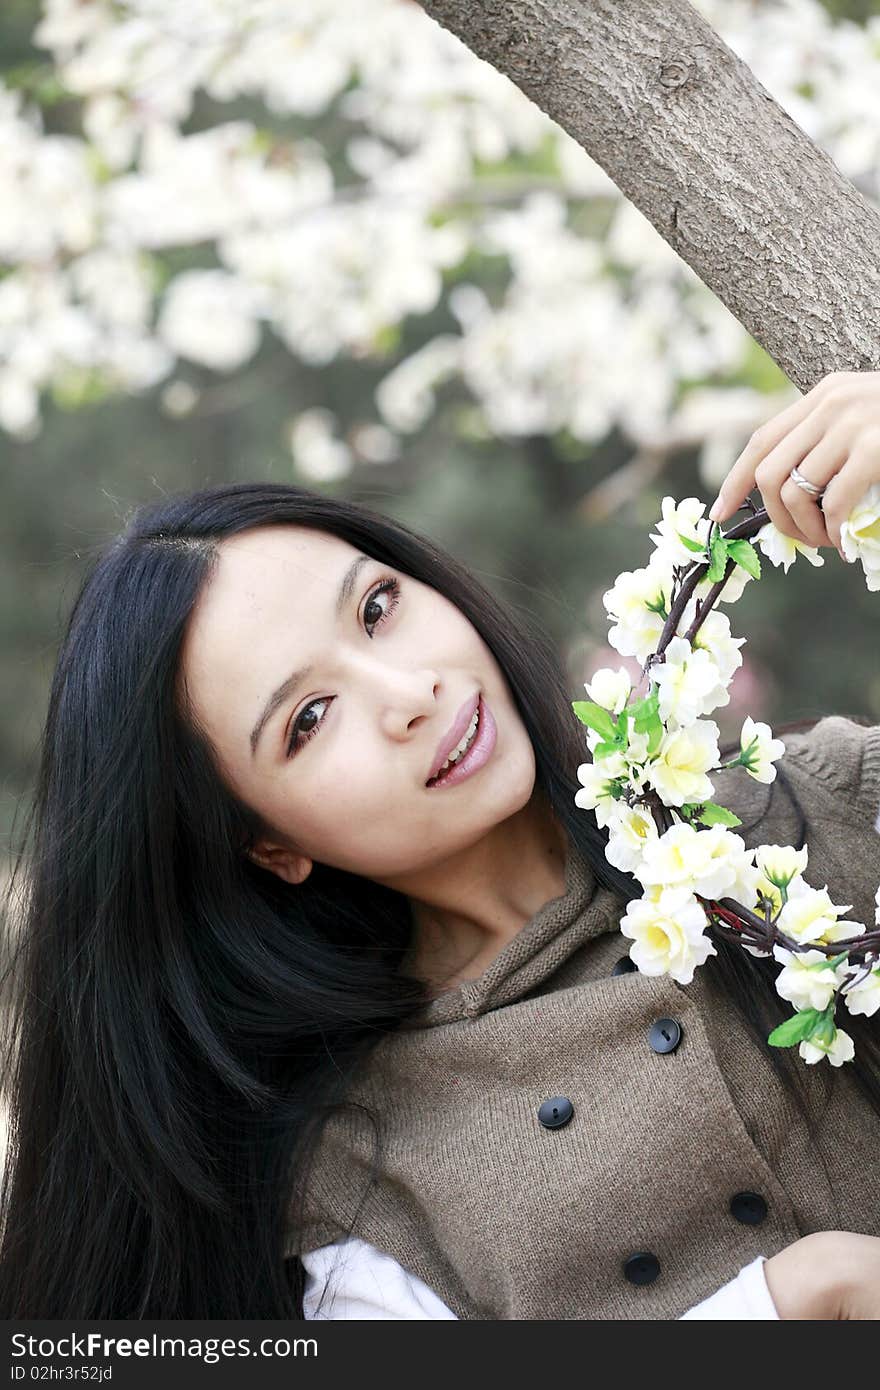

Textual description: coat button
[537,1096,574,1129]
[648,1017,682,1054]
[730,1191,768,1225]
[623,1251,661,1286]
[611,955,637,975]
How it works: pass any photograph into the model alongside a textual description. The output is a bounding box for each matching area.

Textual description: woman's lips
[425,695,496,789]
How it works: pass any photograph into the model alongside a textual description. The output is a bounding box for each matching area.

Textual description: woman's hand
[763,1231,880,1319]
[708,370,880,559]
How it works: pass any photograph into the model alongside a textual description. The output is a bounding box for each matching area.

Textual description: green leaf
[767,1009,822,1048]
[645,717,664,757]
[571,701,617,741]
[676,531,707,554]
[629,690,660,729]
[628,690,663,755]
[810,1004,837,1047]
[706,531,730,584]
[692,802,742,827]
[615,709,629,739]
[593,740,621,759]
[726,539,761,580]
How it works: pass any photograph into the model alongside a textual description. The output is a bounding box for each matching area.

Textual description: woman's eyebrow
[248,553,372,757]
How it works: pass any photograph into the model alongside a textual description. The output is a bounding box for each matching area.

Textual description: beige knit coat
[289,717,880,1319]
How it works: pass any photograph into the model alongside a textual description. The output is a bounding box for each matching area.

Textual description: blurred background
[2,0,880,875]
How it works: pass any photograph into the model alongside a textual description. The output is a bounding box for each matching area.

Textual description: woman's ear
[246,842,313,885]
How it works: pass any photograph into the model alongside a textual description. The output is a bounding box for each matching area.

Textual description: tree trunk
[418,0,880,392]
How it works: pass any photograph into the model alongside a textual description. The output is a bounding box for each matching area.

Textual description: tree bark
[418,0,880,392]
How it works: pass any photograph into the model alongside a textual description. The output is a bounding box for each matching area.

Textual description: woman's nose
[378,669,440,737]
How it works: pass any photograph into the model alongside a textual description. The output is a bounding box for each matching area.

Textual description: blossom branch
[576,490,880,1065]
[647,508,769,673]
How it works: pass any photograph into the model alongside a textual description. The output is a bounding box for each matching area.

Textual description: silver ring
[788,465,825,498]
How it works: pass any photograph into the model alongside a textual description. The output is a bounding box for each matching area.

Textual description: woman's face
[178,524,538,887]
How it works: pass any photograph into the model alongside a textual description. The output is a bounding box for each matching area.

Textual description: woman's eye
[363,577,401,636]
[286,695,330,758]
[285,577,402,758]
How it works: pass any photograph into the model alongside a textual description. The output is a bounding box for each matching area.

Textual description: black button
[730,1191,768,1225]
[648,1017,682,1054]
[611,955,637,975]
[537,1096,574,1129]
[623,1251,661,1286]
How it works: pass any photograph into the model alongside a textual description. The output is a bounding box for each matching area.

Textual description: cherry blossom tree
[2,0,880,496]
[420,0,880,392]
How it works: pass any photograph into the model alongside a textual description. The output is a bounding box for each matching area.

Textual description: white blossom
[584,666,632,715]
[752,844,810,915]
[776,885,855,946]
[375,336,462,433]
[646,719,721,808]
[799,1027,855,1068]
[350,420,401,465]
[159,379,199,418]
[604,803,660,874]
[754,844,809,888]
[842,965,880,1019]
[603,555,674,663]
[649,495,712,567]
[689,609,745,684]
[634,822,759,903]
[649,635,729,727]
[157,270,262,371]
[840,484,880,593]
[755,522,824,573]
[575,754,627,829]
[287,408,353,482]
[816,917,866,947]
[0,370,40,438]
[772,945,847,1013]
[737,716,785,784]
[619,886,716,985]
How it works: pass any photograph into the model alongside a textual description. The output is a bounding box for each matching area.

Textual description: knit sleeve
[301,1238,459,1320]
[778,716,880,829]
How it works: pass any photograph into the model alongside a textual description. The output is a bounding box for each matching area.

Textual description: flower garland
[574,486,880,1067]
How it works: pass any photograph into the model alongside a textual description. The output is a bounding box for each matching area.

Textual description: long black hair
[0,481,877,1318]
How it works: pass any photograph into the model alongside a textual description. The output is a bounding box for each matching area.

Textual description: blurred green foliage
[2,0,879,861]
[823,0,879,19]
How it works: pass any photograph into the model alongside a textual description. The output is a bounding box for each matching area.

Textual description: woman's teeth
[435,705,480,777]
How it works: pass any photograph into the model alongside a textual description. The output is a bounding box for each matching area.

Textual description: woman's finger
[747,409,834,543]
[708,387,823,523]
[820,431,880,551]
[779,478,831,548]
[776,425,851,548]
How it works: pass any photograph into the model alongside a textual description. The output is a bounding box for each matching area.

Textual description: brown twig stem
[645,509,769,678]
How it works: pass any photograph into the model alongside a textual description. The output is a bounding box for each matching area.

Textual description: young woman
[1,370,879,1320]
